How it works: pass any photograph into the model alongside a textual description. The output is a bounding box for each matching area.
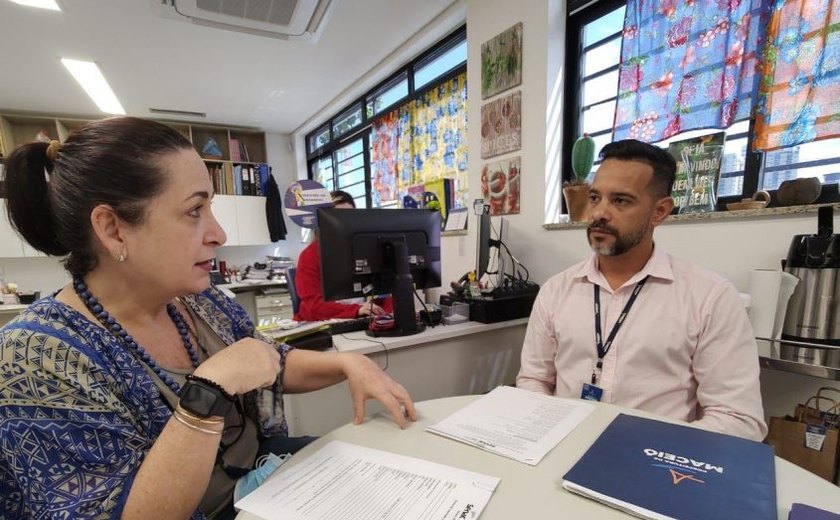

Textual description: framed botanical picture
[480,91,521,159]
[481,156,521,215]
[481,22,523,99]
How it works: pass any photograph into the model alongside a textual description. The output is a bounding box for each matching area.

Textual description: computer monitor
[318,208,442,336]
[476,211,492,280]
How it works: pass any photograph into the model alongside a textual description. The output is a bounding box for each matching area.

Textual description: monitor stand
[365,240,425,337]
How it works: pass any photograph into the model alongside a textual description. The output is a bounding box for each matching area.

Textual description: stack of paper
[426,385,596,465]
[235,440,499,520]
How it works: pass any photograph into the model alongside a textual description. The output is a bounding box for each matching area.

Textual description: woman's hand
[357,303,386,317]
[192,338,280,395]
[340,353,417,428]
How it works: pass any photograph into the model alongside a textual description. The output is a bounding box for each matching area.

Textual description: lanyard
[592,276,648,385]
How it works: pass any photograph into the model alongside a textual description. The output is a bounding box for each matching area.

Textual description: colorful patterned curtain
[613,0,768,143]
[370,111,400,206]
[753,0,840,150]
[395,72,469,209]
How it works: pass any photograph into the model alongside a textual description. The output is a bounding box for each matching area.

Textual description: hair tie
[46,140,62,162]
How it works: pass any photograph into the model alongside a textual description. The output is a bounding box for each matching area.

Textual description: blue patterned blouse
[0,286,292,519]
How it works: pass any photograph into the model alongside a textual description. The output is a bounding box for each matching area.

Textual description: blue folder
[789,503,840,519]
[562,414,777,520]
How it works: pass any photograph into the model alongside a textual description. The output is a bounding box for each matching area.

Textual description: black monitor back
[318,208,442,301]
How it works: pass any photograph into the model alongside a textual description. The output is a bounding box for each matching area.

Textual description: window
[332,103,363,139]
[308,125,330,155]
[562,2,840,217]
[366,73,409,119]
[414,38,468,90]
[306,26,467,208]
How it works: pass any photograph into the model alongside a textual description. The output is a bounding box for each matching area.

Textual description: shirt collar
[573,244,675,289]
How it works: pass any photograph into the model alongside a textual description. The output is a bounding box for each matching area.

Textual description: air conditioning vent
[157,0,334,41]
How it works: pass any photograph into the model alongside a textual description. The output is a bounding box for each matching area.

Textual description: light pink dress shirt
[516,246,767,441]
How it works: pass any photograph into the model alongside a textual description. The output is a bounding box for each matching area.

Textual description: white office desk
[240,395,840,520]
[282,319,528,436]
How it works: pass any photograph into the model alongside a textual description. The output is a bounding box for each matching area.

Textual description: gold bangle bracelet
[175,404,225,426]
[172,410,223,435]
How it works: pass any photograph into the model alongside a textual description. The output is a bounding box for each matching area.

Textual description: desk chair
[286,267,300,316]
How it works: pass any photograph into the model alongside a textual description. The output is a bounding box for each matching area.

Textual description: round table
[237,395,840,519]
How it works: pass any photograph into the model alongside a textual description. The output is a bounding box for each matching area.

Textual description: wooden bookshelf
[0,112,269,198]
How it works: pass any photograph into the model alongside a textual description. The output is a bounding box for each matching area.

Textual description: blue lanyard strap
[592,276,648,384]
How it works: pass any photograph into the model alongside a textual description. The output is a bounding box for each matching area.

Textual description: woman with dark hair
[0,117,416,519]
[293,190,392,321]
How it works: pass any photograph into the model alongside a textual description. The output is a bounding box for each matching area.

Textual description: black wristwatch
[179,376,235,419]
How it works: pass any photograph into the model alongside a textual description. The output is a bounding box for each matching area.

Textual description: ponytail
[3,117,193,277]
[5,141,67,256]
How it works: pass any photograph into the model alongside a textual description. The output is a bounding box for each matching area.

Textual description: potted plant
[563,134,595,222]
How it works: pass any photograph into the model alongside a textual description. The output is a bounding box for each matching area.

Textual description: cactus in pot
[563,134,596,221]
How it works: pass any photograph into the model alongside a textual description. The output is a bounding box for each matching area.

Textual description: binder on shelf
[562,414,777,520]
[257,164,270,196]
[233,165,243,196]
[242,165,252,196]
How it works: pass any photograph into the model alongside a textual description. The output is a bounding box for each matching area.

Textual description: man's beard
[586,218,649,256]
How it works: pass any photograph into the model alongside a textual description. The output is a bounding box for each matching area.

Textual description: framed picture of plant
[481,22,523,99]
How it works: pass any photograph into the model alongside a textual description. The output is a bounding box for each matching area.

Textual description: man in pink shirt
[517,139,767,441]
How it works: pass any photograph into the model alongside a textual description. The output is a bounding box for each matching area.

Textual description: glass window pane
[308,126,330,154]
[583,37,621,77]
[312,156,334,191]
[582,100,616,135]
[762,139,840,190]
[339,180,366,201]
[415,39,467,89]
[338,168,365,186]
[582,70,618,106]
[332,104,363,138]
[583,6,625,47]
[337,153,364,175]
[368,75,409,117]
[335,138,363,161]
[718,138,747,197]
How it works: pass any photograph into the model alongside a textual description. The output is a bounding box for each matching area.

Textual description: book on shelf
[562,414,777,520]
[229,138,241,162]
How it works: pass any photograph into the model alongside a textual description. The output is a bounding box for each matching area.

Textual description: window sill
[543,202,840,230]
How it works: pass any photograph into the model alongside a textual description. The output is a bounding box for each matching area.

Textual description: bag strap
[814,386,840,409]
[796,395,839,423]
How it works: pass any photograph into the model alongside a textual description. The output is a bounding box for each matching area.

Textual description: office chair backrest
[286,267,300,316]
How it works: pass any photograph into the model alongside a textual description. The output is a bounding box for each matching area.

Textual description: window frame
[561,1,840,215]
[305,25,467,206]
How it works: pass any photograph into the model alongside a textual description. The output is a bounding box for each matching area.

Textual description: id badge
[581,383,604,402]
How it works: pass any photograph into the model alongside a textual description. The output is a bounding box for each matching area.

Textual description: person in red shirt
[293,191,392,321]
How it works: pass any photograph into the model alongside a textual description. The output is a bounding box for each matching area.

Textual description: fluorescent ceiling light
[60,59,125,115]
[9,0,61,11]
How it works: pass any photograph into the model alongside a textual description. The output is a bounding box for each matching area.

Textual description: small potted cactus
[563,134,595,222]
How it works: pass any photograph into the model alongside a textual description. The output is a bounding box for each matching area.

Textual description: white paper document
[234,440,499,520]
[426,386,596,465]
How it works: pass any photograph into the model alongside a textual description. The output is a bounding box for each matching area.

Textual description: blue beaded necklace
[73,278,200,395]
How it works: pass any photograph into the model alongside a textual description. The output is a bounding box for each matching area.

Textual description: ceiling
[0,0,457,133]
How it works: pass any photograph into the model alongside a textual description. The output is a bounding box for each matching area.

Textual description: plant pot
[563,183,590,222]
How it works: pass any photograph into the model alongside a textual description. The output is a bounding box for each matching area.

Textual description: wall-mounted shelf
[757,338,840,381]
